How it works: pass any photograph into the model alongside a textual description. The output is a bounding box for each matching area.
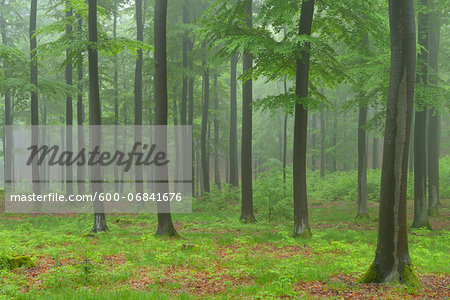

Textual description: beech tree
[412,0,431,229]
[201,42,210,193]
[65,1,73,196]
[88,0,108,233]
[30,0,40,196]
[427,1,441,216]
[293,0,314,237]
[240,0,255,223]
[361,0,416,284]
[154,0,178,237]
[229,54,239,188]
[134,0,144,197]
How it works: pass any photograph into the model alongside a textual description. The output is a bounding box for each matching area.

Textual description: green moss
[0,255,36,270]
[428,207,439,217]
[155,227,180,238]
[411,220,433,230]
[293,227,312,239]
[359,262,381,283]
[355,213,370,220]
[240,214,257,224]
[400,263,419,286]
[113,218,135,225]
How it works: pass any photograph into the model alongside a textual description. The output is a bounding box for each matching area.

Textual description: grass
[0,195,448,299]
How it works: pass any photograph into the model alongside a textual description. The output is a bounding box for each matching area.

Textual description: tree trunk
[278,109,283,161]
[361,0,416,284]
[240,0,255,223]
[181,0,190,189]
[427,5,440,216]
[293,0,314,238]
[201,42,210,193]
[1,0,12,188]
[187,39,195,197]
[77,15,85,195]
[283,113,288,185]
[173,86,180,192]
[412,0,431,229]
[134,0,144,197]
[357,105,369,218]
[332,99,338,172]
[88,0,107,233]
[320,108,325,179]
[154,0,178,237]
[213,75,222,190]
[65,1,74,196]
[30,0,41,198]
[282,76,288,184]
[113,9,119,193]
[229,54,239,188]
[408,111,414,173]
[311,113,317,171]
[373,106,380,169]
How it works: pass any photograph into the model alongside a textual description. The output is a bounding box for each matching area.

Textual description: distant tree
[372,106,380,169]
[201,41,210,193]
[357,101,368,219]
[1,0,12,187]
[332,99,338,172]
[361,0,416,284]
[311,113,317,171]
[213,74,222,190]
[293,0,314,238]
[229,54,239,188]
[357,33,369,220]
[320,108,325,179]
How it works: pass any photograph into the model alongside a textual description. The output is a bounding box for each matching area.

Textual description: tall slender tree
[282,77,288,184]
[427,3,440,216]
[240,0,256,223]
[201,42,210,193]
[88,0,107,233]
[154,0,178,237]
[113,7,119,193]
[229,54,239,187]
[293,0,314,237]
[361,0,416,284]
[311,112,317,170]
[30,0,40,197]
[332,99,338,172]
[77,14,85,195]
[1,0,12,188]
[412,0,431,229]
[320,108,325,179]
[134,0,144,196]
[357,103,369,218]
[357,32,369,219]
[65,1,73,196]
[372,106,380,169]
[213,75,222,190]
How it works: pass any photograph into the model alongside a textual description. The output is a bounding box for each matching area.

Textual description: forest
[0,0,449,298]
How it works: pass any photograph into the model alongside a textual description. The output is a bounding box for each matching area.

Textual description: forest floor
[0,196,448,299]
